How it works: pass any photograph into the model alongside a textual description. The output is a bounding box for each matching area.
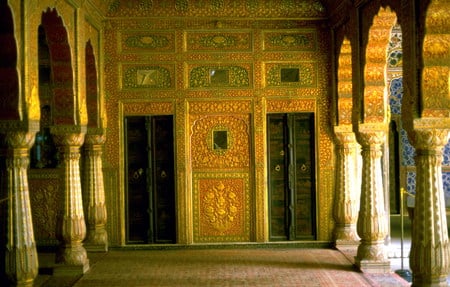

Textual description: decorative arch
[0,0,20,121]
[336,37,353,126]
[85,40,100,129]
[40,8,75,126]
[420,1,450,118]
[361,6,397,124]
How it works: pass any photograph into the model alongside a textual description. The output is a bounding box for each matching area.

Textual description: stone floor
[26,214,424,286]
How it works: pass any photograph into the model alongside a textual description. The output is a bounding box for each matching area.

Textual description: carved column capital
[84,133,106,146]
[52,133,85,147]
[4,131,36,149]
[334,125,357,145]
[413,128,449,151]
[356,125,387,147]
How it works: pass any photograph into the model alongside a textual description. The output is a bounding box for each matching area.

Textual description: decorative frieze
[185,31,252,52]
[120,31,175,53]
[263,30,317,51]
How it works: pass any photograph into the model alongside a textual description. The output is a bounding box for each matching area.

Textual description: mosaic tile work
[400,128,415,167]
[406,171,416,195]
[389,75,450,206]
[389,78,403,115]
[444,172,450,204]
[443,142,450,166]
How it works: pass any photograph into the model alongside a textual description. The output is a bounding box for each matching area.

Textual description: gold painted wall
[102,6,334,245]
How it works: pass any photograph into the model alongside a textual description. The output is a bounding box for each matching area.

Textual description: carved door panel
[125,116,176,244]
[267,113,316,241]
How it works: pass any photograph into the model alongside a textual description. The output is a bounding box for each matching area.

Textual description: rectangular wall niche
[280,68,300,82]
[213,130,228,150]
[137,69,159,86]
[209,69,229,86]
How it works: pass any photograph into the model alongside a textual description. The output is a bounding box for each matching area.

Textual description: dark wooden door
[125,116,176,244]
[267,113,316,241]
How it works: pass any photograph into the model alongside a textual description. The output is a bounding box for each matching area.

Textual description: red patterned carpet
[33,248,410,287]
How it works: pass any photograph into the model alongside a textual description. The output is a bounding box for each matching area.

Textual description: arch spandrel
[421,1,450,119]
[361,7,397,125]
[337,37,353,126]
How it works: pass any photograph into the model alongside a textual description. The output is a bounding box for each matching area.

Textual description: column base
[53,259,90,276]
[84,243,108,252]
[355,258,391,273]
[334,239,360,250]
[412,275,448,287]
[84,230,108,252]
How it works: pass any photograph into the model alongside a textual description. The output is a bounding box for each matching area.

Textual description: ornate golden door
[267,113,316,241]
[125,116,176,244]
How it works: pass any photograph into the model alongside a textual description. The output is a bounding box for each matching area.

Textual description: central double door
[267,113,316,241]
[125,115,176,244]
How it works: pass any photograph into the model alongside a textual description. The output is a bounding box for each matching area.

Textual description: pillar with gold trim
[333,125,361,248]
[410,122,450,286]
[52,127,89,274]
[83,131,108,252]
[3,130,39,287]
[355,124,390,273]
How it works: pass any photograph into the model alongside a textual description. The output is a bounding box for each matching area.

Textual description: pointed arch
[337,37,353,125]
[85,40,100,129]
[362,6,397,123]
[421,1,450,117]
[40,8,75,126]
[0,0,20,121]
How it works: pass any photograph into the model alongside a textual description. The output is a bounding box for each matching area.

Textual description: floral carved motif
[264,31,317,51]
[190,114,250,169]
[186,32,252,51]
[194,174,250,242]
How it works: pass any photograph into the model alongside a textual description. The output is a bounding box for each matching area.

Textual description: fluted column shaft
[4,131,38,287]
[355,127,390,272]
[83,134,108,251]
[410,128,450,287]
[53,132,89,271]
[333,127,361,247]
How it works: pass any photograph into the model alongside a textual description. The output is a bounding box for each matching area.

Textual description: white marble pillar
[410,127,450,287]
[355,125,390,273]
[53,132,89,274]
[333,126,361,248]
[4,131,38,287]
[83,133,108,252]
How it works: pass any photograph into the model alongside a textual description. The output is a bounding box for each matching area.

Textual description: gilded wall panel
[121,63,175,89]
[190,114,250,169]
[263,30,317,51]
[188,63,252,89]
[119,31,175,53]
[103,168,120,245]
[189,100,252,114]
[28,170,60,245]
[185,31,253,52]
[106,1,326,18]
[267,99,316,113]
[193,173,251,242]
[265,62,317,87]
[121,100,174,115]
